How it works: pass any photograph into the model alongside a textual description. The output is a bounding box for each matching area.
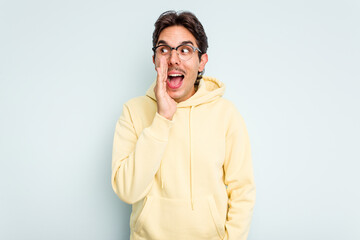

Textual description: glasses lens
[178,45,194,61]
[156,45,171,58]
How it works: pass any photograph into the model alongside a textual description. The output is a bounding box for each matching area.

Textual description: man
[112,10,255,240]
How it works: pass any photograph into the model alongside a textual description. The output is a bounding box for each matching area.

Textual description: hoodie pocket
[133,196,225,240]
[133,196,153,233]
[208,196,226,239]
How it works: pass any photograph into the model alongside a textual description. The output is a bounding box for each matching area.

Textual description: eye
[179,45,193,55]
[182,48,189,53]
[158,46,169,54]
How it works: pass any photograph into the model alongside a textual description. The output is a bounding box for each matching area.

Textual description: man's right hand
[154,56,177,120]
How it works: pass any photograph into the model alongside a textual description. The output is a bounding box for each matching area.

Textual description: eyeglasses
[152,44,202,61]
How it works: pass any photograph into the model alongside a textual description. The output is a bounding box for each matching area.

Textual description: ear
[198,53,208,72]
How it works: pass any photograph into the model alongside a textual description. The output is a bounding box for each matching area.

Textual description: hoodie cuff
[147,112,174,141]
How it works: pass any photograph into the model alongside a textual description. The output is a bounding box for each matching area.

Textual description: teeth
[169,74,183,77]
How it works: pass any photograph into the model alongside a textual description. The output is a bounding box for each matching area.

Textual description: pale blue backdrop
[1,0,359,239]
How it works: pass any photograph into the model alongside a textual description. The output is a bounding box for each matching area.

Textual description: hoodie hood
[145,76,225,107]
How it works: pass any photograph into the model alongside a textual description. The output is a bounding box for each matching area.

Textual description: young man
[112,11,255,240]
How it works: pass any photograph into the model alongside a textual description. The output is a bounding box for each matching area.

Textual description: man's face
[153,25,208,103]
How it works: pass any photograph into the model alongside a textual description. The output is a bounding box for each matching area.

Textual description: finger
[156,56,165,78]
[159,56,167,78]
[160,57,168,89]
[156,57,167,91]
[154,58,163,99]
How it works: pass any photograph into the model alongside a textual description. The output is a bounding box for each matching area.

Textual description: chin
[168,93,182,102]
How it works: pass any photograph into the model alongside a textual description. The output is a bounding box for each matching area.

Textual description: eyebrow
[156,40,195,46]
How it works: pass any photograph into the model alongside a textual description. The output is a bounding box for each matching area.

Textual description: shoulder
[121,96,157,129]
[217,97,238,110]
[216,97,244,118]
[123,96,156,114]
[124,95,154,109]
[216,97,248,135]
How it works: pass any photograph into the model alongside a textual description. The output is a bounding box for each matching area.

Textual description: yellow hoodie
[112,76,255,240]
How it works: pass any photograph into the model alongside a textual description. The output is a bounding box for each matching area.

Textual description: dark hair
[152,10,208,61]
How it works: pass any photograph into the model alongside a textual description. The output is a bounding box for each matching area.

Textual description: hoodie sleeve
[111,104,173,204]
[223,110,256,240]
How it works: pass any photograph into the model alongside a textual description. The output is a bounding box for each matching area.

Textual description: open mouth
[167,74,184,89]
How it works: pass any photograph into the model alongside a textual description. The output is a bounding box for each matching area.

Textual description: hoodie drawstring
[160,162,164,189]
[189,106,194,210]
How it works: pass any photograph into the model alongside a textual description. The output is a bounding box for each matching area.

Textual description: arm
[112,56,176,204]
[223,111,256,240]
[111,105,173,204]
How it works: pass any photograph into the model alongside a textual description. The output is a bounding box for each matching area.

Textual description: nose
[168,49,181,65]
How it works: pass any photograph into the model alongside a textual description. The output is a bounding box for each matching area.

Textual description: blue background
[1,0,359,239]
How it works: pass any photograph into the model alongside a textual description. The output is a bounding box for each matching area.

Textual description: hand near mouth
[154,56,177,120]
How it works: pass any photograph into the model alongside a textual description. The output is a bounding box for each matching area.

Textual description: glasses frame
[152,44,202,61]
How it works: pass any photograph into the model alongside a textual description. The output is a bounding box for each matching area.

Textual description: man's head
[152,11,209,103]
